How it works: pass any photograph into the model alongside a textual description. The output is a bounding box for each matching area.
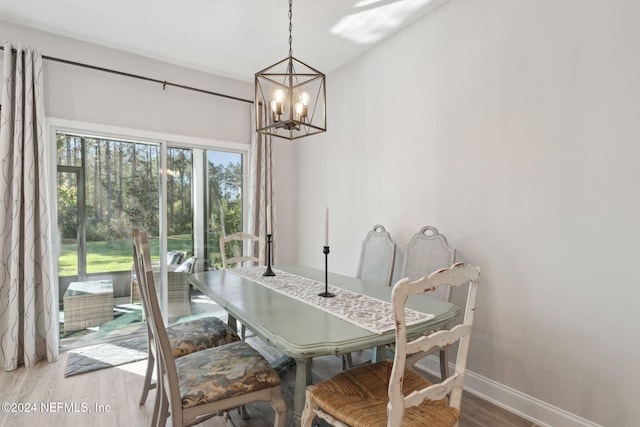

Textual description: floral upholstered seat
[168,316,240,358]
[176,340,282,409]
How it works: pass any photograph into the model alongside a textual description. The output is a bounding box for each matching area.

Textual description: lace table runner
[230,267,434,335]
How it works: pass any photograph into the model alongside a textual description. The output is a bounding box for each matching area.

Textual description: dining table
[188,264,460,423]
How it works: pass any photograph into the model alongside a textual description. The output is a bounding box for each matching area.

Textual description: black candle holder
[318,245,335,297]
[263,234,275,276]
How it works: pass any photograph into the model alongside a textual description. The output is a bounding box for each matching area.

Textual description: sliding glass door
[166,146,194,260]
[205,150,243,270]
[56,132,161,343]
[55,129,246,347]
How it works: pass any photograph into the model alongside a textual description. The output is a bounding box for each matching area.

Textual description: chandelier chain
[288,0,293,57]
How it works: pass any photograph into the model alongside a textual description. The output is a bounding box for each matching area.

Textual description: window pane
[57,133,161,276]
[83,138,160,272]
[206,151,243,270]
[167,147,194,262]
[56,131,161,342]
[56,134,83,167]
[57,171,79,277]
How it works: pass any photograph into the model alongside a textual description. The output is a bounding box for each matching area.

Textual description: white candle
[267,203,272,235]
[324,207,329,246]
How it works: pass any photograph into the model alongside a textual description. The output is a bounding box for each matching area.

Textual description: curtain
[0,42,59,371]
[248,104,276,265]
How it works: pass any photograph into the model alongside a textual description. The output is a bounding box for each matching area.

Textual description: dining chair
[355,224,396,287]
[301,262,480,427]
[401,226,456,298]
[132,230,241,409]
[220,232,260,269]
[220,232,261,339]
[401,225,456,380]
[343,224,396,369]
[133,229,286,427]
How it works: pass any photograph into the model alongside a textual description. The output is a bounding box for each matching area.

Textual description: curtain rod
[0,45,254,104]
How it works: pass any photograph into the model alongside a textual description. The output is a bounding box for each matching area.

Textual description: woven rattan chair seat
[307,361,459,426]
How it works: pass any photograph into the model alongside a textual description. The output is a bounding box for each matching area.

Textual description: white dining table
[189,264,460,423]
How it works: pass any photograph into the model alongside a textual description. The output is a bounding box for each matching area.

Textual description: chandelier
[255,0,326,140]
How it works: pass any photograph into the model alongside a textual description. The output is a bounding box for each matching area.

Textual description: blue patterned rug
[64,336,148,377]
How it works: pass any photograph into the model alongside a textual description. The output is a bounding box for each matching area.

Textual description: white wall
[282,1,640,426]
[0,20,253,142]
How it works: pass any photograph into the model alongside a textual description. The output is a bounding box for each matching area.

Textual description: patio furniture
[131,256,196,319]
[63,280,114,334]
[131,268,192,319]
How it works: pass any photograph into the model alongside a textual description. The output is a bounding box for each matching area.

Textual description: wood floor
[0,340,539,427]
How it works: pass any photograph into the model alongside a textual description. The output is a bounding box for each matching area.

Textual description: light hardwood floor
[0,342,539,427]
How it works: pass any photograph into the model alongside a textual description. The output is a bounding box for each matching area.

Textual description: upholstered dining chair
[356,224,396,287]
[401,225,456,380]
[133,229,286,427]
[342,225,397,369]
[220,232,260,269]
[401,226,456,298]
[302,263,480,427]
[132,230,241,409]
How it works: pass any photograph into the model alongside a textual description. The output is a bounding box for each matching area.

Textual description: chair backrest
[132,228,184,422]
[388,263,480,425]
[401,226,456,301]
[132,229,153,326]
[220,232,260,269]
[356,224,396,286]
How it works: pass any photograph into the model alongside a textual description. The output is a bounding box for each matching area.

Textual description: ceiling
[0,0,448,82]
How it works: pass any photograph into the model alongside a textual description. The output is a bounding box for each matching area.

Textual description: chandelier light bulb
[274,89,285,103]
[295,101,308,120]
[300,91,310,106]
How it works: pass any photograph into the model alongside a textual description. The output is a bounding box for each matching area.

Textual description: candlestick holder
[263,234,275,276]
[318,245,335,297]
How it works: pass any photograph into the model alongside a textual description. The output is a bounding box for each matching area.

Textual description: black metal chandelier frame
[255,0,326,140]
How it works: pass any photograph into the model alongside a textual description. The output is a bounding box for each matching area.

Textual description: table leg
[293,357,313,424]
[371,345,387,363]
[227,314,238,334]
[271,355,295,372]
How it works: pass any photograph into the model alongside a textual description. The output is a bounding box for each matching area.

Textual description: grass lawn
[59,235,193,276]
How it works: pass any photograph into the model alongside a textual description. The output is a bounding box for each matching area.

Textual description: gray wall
[0,20,253,142]
[280,1,640,426]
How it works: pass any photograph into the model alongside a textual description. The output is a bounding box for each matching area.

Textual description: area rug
[65,335,148,377]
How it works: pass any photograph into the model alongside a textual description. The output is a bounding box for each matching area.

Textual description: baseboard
[415,355,602,427]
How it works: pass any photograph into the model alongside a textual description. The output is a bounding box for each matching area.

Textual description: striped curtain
[0,42,59,371]
[248,104,276,265]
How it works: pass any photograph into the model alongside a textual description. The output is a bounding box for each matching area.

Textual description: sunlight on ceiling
[331,0,440,44]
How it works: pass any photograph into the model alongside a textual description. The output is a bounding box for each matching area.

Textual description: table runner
[230,267,434,335]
